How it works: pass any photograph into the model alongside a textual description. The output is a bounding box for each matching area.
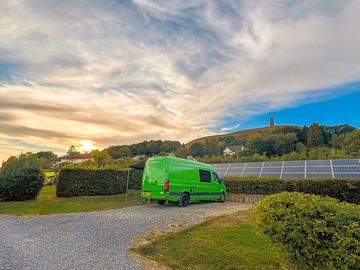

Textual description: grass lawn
[133,210,291,270]
[0,186,141,216]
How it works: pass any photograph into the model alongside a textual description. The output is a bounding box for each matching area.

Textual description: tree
[92,150,111,167]
[307,123,326,148]
[35,151,57,168]
[204,140,221,156]
[66,145,79,156]
[189,143,206,157]
[174,146,188,158]
[160,140,182,153]
[274,133,298,155]
[0,153,44,201]
[341,130,360,155]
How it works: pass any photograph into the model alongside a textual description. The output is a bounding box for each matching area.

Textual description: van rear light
[164,179,170,192]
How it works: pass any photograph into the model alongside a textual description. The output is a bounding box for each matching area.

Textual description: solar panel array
[212,159,360,179]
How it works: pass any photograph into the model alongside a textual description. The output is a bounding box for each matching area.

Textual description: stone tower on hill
[270,117,275,127]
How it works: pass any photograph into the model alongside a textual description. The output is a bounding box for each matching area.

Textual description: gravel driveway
[0,202,252,270]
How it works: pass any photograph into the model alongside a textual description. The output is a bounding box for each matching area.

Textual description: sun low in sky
[79,140,95,153]
[0,0,360,163]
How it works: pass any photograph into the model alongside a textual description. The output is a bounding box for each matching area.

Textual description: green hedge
[56,168,143,197]
[255,192,360,270]
[0,168,44,201]
[224,177,360,204]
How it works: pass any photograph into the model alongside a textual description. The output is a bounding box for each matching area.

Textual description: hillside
[186,125,299,147]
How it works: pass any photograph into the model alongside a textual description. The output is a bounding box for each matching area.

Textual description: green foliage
[274,133,298,154]
[134,210,291,270]
[56,168,143,197]
[224,177,360,204]
[106,140,181,159]
[189,124,358,161]
[0,186,141,215]
[307,122,326,147]
[189,142,206,157]
[0,153,44,201]
[92,149,111,167]
[255,192,360,270]
[341,129,360,155]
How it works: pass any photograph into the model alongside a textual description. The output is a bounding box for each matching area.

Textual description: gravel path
[0,202,252,270]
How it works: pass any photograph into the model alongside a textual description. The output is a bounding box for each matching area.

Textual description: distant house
[223,145,244,156]
[59,153,94,164]
[132,154,147,160]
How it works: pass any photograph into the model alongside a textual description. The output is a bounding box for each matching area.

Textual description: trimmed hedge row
[224,177,360,204]
[0,168,44,201]
[255,192,360,270]
[56,168,143,197]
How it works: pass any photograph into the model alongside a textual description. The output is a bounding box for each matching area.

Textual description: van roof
[147,156,214,170]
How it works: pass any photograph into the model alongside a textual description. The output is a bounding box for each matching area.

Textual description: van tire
[178,193,189,207]
[219,192,226,203]
[157,200,166,205]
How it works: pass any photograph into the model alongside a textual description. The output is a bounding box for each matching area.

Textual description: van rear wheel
[178,193,189,207]
[157,200,166,205]
[219,192,225,203]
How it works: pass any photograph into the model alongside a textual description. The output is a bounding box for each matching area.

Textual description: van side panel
[141,156,226,202]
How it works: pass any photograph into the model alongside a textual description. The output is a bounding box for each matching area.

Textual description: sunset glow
[79,140,95,153]
[0,1,360,163]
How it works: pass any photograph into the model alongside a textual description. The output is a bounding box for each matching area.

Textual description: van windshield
[213,172,223,183]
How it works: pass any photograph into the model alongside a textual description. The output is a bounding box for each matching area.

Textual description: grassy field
[0,186,141,216]
[133,210,291,270]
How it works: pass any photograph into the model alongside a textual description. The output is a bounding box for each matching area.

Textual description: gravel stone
[0,202,252,270]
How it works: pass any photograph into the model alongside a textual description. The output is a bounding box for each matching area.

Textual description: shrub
[255,192,360,270]
[0,154,44,201]
[56,168,143,197]
[224,177,360,204]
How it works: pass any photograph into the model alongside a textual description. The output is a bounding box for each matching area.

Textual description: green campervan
[141,156,226,207]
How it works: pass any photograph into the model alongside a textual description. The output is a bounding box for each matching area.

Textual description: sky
[1,0,360,163]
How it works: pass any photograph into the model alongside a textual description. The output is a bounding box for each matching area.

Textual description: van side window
[199,169,211,183]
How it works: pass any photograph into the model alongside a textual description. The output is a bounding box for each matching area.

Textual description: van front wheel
[178,193,189,207]
[219,192,225,203]
[157,200,166,205]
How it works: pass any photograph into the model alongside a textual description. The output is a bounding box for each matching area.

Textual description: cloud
[0,0,360,162]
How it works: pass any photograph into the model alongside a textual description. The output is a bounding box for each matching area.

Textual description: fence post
[126,167,130,202]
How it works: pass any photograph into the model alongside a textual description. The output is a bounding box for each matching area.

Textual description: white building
[223,145,244,155]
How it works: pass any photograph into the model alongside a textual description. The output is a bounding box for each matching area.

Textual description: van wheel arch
[178,192,190,207]
[219,192,226,203]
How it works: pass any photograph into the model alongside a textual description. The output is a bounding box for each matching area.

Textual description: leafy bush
[0,154,44,201]
[56,168,143,197]
[224,177,360,204]
[255,192,360,270]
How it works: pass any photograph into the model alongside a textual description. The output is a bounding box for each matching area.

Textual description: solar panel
[212,159,360,179]
[334,173,360,179]
[306,173,333,178]
[283,166,305,173]
[332,159,360,166]
[307,160,331,166]
[263,161,283,167]
[246,162,263,168]
[243,167,262,173]
[282,173,305,179]
[215,163,229,169]
[333,166,360,173]
[262,167,282,173]
[230,163,246,168]
[284,160,305,166]
[260,172,281,177]
[307,167,332,173]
